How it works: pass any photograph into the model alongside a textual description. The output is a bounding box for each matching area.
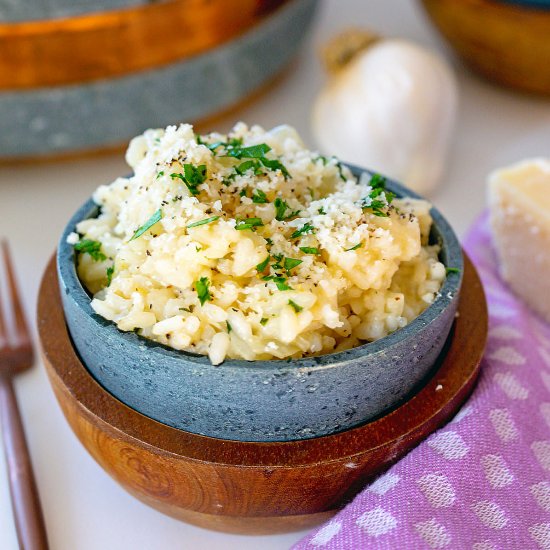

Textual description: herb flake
[274,198,300,221]
[262,275,292,291]
[130,209,163,241]
[225,143,271,159]
[106,265,114,286]
[290,223,315,239]
[187,216,220,229]
[171,164,207,196]
[360,174,395,217]
[284,257,302,272]
[256,255,270,272]
[252,189,269,204]
[74,239,106,262]
[195,277,211,306]
[288,299,303,313]
[300,246,319,255]
[235,217,264,231]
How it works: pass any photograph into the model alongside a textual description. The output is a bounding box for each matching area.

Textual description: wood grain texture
[0,378,49,549]
[0,0,287,90]
[37,253,487,534]
[0,240,49,549]
[421,0,550,95]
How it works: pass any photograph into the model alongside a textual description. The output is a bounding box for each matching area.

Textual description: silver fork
[0,240,49,550]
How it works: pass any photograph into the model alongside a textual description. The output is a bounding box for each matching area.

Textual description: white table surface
[1,1,550,548]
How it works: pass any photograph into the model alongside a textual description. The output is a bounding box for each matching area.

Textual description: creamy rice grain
[73,123,445,364]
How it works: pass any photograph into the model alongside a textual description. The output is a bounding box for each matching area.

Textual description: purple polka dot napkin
[293,215,550,550]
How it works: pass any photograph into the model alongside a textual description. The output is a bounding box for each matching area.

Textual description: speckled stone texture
[0,0,317,158]
[0,0,144,21]
[57,168,463,442]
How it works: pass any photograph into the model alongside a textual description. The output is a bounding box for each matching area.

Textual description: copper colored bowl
[421,0,550,95]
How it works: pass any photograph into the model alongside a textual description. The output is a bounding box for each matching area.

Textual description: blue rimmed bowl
[57,166,463,442]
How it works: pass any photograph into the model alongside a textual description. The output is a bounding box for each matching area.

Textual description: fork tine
[1,240,31,348]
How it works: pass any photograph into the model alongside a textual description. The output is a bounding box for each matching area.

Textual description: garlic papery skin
[312,37,458,195]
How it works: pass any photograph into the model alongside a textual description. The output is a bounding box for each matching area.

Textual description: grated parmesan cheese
[489,158,550,323]
[73,123,445,364]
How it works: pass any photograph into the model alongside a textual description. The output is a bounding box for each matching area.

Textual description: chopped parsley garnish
[360,173,395,217]
[317,206,326,215]
[290,223,315,239]
[262,275,292,291]
[184,163,207,184]
[156,171,164,179]
[270,253,283,269]
[446,267,461,275]
[239,187,248,197]
[256,255,270,272]
[265,237,273,246]
[235,160,264,176]
[235,217,264,231]
[106,265,114,286]
[171,164,207,196]
[336,163,347,182]
[251,189,269,204]
[130,209,163,241]
[284,257,302,272]
[369,200,388,217]
[260,317,268,326]
[274,198,300,221]
[74,239,106,262]
[274,198,289,221]
[187,216,220,229]
[221,142,290,179]
[300,246,319,255]
[226,321,232,333]
[197,135,242,151]
[369,173,386,190]
[288,299,303,313]
[225,143,271,159]
[259,157,290,179]
[345,243,363,251]
[314,155,329,166]
[200,136,243,152]
[195,277,211,306]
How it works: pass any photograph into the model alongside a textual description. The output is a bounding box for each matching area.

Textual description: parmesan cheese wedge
[489,159,550,322]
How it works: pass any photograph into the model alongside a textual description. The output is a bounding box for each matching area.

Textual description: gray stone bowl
[57,166,463,442]
[1,0,317,159]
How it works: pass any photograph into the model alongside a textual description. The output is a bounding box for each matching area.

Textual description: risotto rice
[72,123,445,364]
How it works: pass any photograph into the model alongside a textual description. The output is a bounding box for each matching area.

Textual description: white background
[1,0,550,548]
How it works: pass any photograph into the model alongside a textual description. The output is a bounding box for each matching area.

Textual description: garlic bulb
[312,30,458,195]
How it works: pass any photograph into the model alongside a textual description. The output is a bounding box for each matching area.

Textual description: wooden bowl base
[37,254,487,534]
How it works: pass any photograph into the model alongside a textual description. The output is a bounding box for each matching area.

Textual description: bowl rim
[57,164,463,372]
